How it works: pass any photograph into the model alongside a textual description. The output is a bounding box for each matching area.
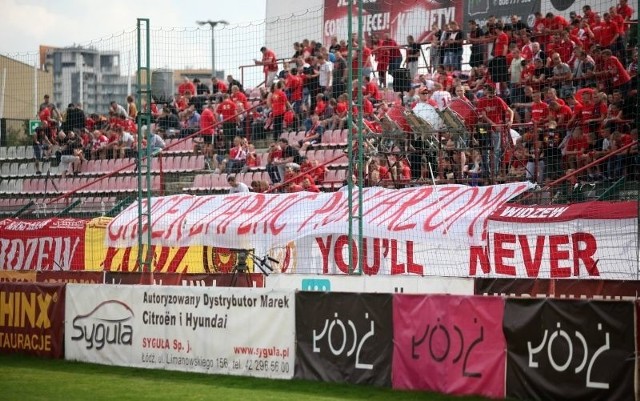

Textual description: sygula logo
[71,300,134,350]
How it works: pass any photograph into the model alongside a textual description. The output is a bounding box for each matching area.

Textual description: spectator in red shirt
[266,141,283,183]
[530,91,550,127]
[602,49,631,96]
[314,93,326,117]
[178,77,196,97]
[268,81,288,141]
[599,13,621,51]
[210,77,229,99]
[582,5,598,26]
[363,76,382,103]
[39,103,58,143]
[544,12,570,37]
[520,33,535,60]
[330,93,349,130]
[230,85,249,111]
[285,67,304,127]
[351,36,372,80]
[199,102,216,161]
[255,47,279,88]
[475,85,514,177]
[549,100,573,131]
[564,126,589,171]
[382,32,403,76]
[569,90,605,134]
[608,7,628,63]
[300,176,320,192]
[616,0,634,31]
[490,24,510,85]
[216,94,238,151]
[372,35,389,88]
[532,12,549,49]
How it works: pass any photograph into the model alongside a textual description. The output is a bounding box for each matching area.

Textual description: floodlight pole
[196,20,229,77]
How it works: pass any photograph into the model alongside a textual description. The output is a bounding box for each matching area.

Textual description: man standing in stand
[255,47,279,88]
[475,85,514,178]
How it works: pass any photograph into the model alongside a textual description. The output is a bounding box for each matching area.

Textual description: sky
[0,0,267,55]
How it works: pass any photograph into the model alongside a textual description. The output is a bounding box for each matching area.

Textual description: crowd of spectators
[30,1,638,196]
[240,1,638,189]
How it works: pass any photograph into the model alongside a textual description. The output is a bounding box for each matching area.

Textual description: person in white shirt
[413,87,444,131]
[227,175,249,193]
[317,54,333,95]
[119,129,135,159]
[109,101,128,119]
[430,82,452,111]
[148,132,166,155]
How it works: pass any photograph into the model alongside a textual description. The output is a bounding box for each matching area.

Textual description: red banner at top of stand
[0,218,87,271]
[489,201,638,223]
[323,0,463,45]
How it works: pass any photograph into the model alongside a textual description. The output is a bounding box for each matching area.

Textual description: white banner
[65,284,295,379]
[274,235,472,277]
[106,183,533,254]
[484,202,639,279]
[265,273,474,295]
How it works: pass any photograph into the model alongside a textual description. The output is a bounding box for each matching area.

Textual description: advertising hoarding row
[2,282,637,400]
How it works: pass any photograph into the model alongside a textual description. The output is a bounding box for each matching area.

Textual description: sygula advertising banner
[323,0,463,45]
[392,295,506,399]
[0,282,66,358]
[65,284,295,379]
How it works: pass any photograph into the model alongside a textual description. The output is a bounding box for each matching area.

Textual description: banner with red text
[0,282,66,358]
[283,235,476,276]
[0,218,86,271]
[323,0,463,46]
[484,202,638,280]
[107,184,532,258]
[393,295,506,398]
[65,284,295,379]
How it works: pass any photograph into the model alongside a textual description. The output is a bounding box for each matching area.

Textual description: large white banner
[106,184,532,255]
[65,284,295,379]
[485,202,639,279]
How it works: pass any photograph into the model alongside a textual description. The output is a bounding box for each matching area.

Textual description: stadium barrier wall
[1,282,637,400]
[265,273,474,295]
[0,271,265,287]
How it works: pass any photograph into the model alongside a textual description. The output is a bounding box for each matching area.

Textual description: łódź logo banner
[392,294,506,399]
[295,292,393,386]
[504,298,636,401]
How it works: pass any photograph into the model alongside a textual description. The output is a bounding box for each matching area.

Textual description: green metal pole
[144,19,152,272]
[356,0,364,275]
[346,0,354,274]
[632,0,640,280]
[136,18,153,273]
[136,19,144,271]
